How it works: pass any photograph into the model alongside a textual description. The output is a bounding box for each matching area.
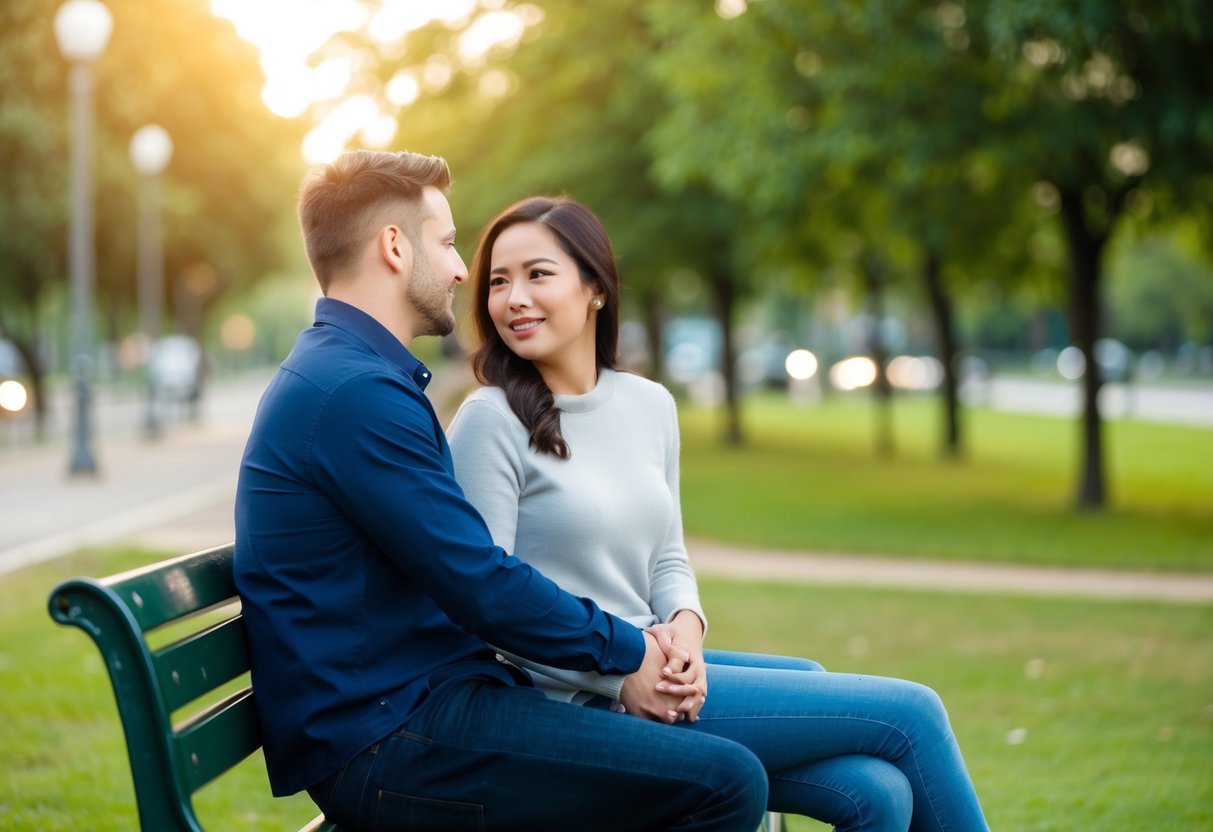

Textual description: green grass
[5,546,1211,831]
[679,393,1213,571]
[699,579,1213,832]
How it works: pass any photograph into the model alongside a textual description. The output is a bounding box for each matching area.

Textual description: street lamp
[54,0,112,474]
[129,124,172,437]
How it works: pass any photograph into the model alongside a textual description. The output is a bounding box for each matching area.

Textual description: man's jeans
[692,650,990,832]
[307,677,768,831]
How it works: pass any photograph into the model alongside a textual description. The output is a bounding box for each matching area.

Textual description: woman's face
[486,222,599,370]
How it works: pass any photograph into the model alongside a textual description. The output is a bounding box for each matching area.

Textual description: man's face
[406,186,467,338]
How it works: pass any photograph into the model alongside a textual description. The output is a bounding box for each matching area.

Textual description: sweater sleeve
[647,388,708,633]
[448,392,628,702]
[447,396,523,554]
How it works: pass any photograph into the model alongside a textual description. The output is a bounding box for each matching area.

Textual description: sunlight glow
[211,0,537,159]
[212,0,368,118]
[368,0,443,45]
[386,71,421,106]
[458,11,526,65]
[716,0,747,19]
[302,96,382,164]
[361,113,400,148]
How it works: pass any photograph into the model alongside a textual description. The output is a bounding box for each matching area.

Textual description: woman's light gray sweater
[447,368,706,703]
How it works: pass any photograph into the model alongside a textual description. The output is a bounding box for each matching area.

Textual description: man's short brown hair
[297,150,451,292]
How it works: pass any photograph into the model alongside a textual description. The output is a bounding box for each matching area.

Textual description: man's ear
[379,224,414,276]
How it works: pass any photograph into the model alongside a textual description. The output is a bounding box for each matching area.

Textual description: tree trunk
[861,255,894,459]
[709,267,743,446]
[921,248,961,458]
[640,288,666,383]
[1058,187,1107,510]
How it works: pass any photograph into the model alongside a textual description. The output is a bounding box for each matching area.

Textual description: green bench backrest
[48,543,341,832]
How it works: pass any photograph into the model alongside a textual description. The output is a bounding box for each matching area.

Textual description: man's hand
[647,610,707,722]
[619,631,690,723]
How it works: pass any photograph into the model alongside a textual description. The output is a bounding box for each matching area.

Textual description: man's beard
[407,253,455,338]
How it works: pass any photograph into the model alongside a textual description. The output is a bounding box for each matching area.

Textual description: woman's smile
[509,316,546,336]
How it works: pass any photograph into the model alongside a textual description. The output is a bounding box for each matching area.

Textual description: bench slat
[174,687,261,795]
[103,543,238,633]
[155,615,250,713]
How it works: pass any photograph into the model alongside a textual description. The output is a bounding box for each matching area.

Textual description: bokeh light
[829,356,877,391]
[221,314,257,352]
[1057,346,1085,379]
[887,355,944,391]
[0,380,29,413]
[784,349,819,382]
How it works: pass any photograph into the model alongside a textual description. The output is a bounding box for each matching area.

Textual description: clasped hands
[619,610,707,724]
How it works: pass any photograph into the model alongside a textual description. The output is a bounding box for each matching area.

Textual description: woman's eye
[529,269,549,280]
[488,276,506,287]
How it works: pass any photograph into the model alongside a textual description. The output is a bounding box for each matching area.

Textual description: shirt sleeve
[647,388,708,633]
[310,372,645,676]
[448,394,627,701]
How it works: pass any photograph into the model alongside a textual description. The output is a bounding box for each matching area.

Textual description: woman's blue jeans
[307,676,769,831]
[692,650,990,832]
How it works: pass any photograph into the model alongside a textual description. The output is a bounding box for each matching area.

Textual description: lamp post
[54,0,112,474]
[129,124,172,437]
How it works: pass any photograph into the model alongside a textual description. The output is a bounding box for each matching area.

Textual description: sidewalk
[688,540,1213,604]
[3,372,1211,604]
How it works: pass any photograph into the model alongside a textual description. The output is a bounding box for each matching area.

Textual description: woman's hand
[647,610,707,722]
[619,631,686,723]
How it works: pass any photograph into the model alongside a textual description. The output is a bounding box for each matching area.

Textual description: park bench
[48,542,343,832]
[48,541,783,832]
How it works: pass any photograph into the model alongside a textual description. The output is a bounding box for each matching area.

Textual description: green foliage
[0,0,305,355]
[1107,225,1213,350]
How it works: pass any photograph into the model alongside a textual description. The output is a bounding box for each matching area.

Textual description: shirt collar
[313,297,433,390]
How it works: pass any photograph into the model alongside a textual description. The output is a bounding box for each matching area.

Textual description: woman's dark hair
[469,196,620,459]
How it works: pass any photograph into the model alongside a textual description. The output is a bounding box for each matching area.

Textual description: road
[1,368,1210,602]
[972,376,1213,428]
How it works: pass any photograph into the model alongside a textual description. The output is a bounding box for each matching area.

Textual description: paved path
[3,370,1210,605]
[688,540,1213,605]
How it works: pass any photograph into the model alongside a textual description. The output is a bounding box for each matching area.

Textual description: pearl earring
[591,298,603,309]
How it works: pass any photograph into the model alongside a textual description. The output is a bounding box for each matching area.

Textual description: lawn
[678,393,1213,571]
[4,546,1211,830]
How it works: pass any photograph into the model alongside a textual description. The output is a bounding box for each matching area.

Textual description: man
[234,149,767,831]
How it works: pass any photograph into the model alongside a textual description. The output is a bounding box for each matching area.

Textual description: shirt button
[379,699,388,706]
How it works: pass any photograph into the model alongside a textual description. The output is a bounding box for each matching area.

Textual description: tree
[647,0,1028,459]
[981,0,1213,507]
[342,0,758,442]
[0,0,304,434]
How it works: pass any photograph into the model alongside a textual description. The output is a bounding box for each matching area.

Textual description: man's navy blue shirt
[234,298,646,796]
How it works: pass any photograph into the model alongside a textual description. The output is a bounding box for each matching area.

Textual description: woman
[447,196,990,832]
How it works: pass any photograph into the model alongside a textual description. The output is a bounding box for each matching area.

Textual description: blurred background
[2,0,1211,510]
